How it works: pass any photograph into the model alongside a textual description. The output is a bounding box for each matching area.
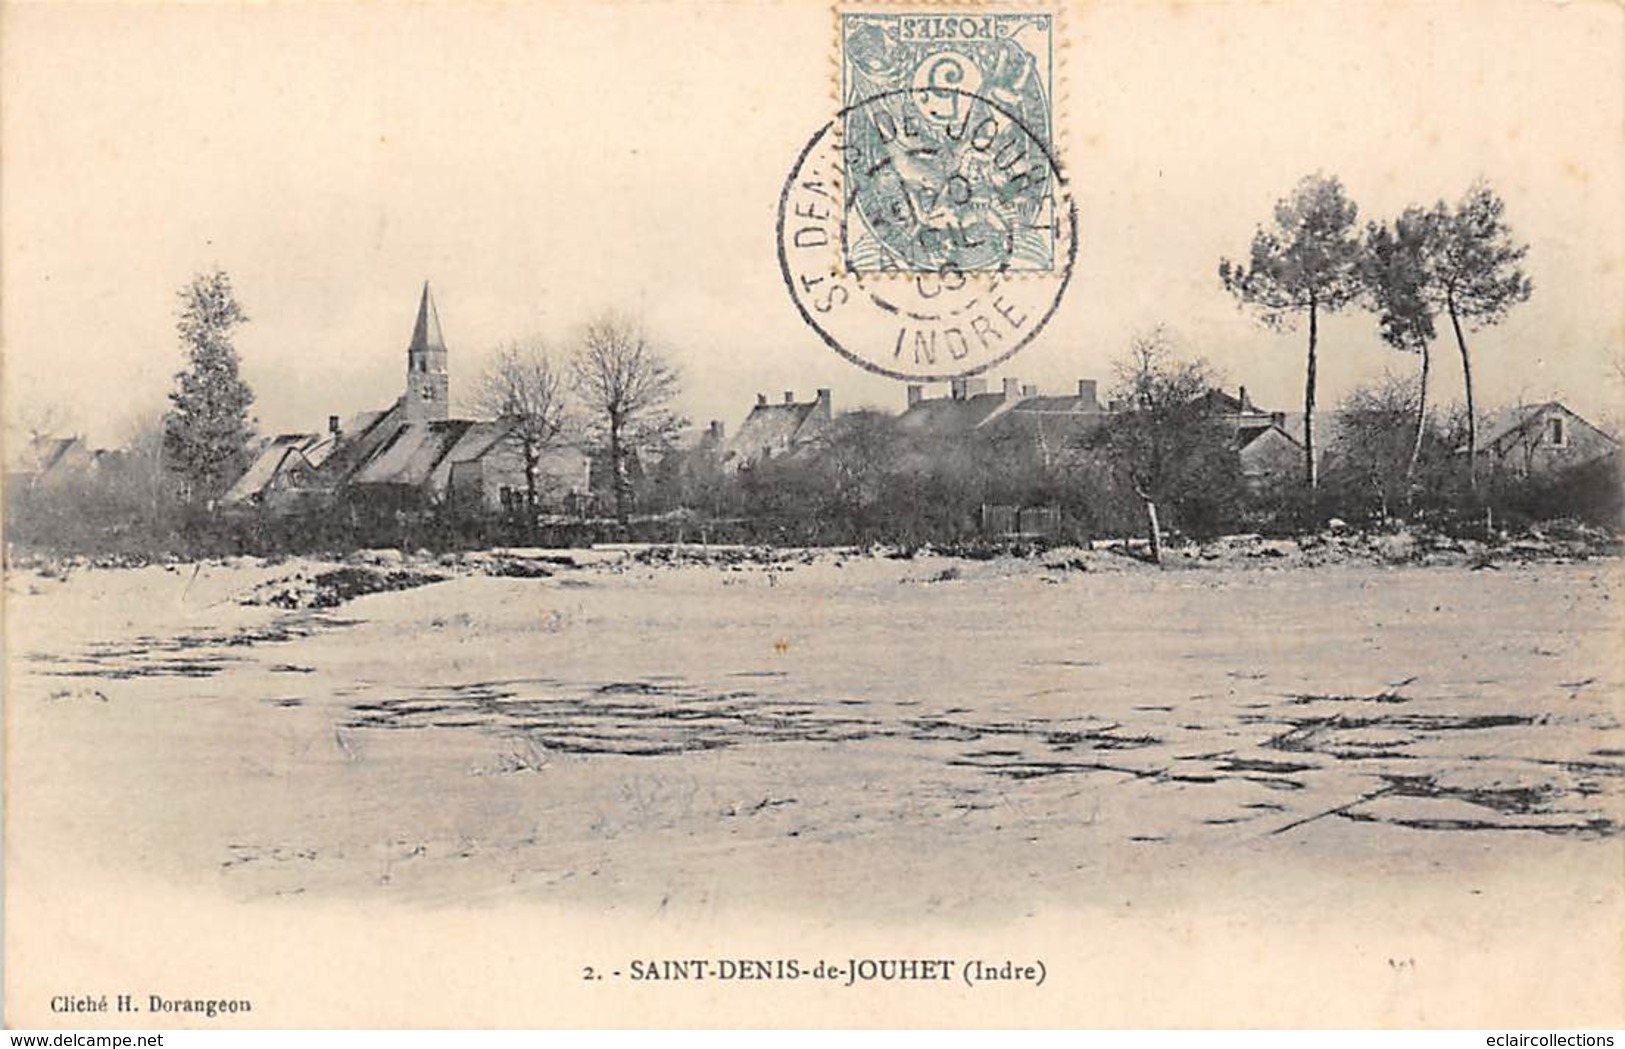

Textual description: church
[223,283,591,517]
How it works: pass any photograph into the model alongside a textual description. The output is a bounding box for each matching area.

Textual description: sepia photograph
[4,0,1622,1031]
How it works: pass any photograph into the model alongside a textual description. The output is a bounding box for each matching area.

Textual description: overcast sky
[4,0,1622,447]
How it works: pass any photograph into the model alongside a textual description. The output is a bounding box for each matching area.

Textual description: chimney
[784,390,796,404]
[1239,385,1250,411]
[814,388,832,419]
[906,384,924,407]
[950,377,967,400]
[328,414,341,435]
[1077,379,1098,407]
[1003,377,1021,400]
[708,419,725,441]
[756,393,768,407]
[1271,411,1285,428]
[1022,384,1037,397]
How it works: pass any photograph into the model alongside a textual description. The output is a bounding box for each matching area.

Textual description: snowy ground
[6,549,1622,1026]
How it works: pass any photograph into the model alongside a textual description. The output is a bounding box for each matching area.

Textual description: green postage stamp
[837,8,1059,275]
[778,4,1073,381]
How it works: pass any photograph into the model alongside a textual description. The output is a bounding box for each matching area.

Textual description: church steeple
[403,281,449,421]
[409,281,446,354]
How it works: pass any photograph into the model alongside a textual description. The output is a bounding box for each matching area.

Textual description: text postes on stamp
[841,9,1056,275]
[778,89,1077,383]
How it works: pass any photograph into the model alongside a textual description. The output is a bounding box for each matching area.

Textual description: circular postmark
[777,86,1077,383]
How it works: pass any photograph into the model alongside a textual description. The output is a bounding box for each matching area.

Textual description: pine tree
[1430,183,1533,491]
[1220,174,1364,503]
[163,269,256,505]
[1362,207,1439,491]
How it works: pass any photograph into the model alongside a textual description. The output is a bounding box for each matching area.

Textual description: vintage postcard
[4,0,1622,1031]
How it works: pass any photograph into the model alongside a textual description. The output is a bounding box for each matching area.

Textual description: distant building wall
[1486,405,1619,478]
[1240,428,1303,489]
[449,439,591,513]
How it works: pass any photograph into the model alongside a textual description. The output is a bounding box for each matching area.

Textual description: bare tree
[570,313,685,522]
[1220,173,1364,502]
[120,410,175,523]
[1331,374,1432,520]
[471,340,569,522]
[1092,326,1241,561]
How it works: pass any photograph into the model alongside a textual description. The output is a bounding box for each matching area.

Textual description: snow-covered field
[6,549,1622,1026]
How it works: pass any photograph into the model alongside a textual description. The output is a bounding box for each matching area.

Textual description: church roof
[350,420,471,488]
[408,281,446,353]
[347,418,516,491]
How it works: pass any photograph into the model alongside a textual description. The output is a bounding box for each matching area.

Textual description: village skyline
[4,1,1622,449]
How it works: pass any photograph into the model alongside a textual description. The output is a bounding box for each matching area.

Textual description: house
[976,378,1110,465]
[1234,423,1303,488]
[717,374,1295,486]
[658,419,728,487]
[693,419,727,456]
[8,435,96,490]
[1474,401,1620,478]
[1194,385,1275,425]
[895,376,1023,438]
[223,283,591,515]
[977,376,1295,481]
[449,438,592,514]
[721,389,832,471]
[1202,387,1302,488]
[3,435,144,502]
[224,432,325,508]
[347,418,511,508]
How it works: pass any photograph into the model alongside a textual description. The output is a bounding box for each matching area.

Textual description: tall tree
[570,313,685,522]
[163,268,255,505]
[1220,173,1363,501]
[1428,182,1533,491]
[1362,207,1439,488]
[472,340,570,525]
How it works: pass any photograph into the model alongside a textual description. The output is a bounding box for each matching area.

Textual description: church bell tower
[403,281,449,422]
